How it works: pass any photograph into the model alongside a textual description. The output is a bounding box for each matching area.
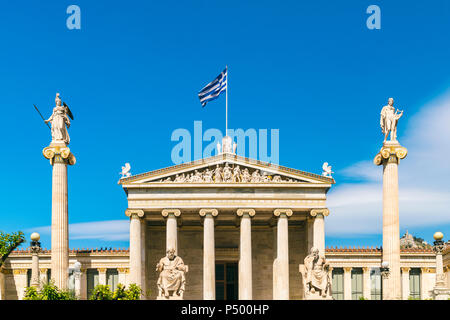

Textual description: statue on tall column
[156,248,188,299]
[45,93,74,145]
[380,98,403,143]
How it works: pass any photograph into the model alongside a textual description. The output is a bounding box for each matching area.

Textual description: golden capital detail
[237,209,255,217]
[310,208,330,217]
[373,144,407,166]
[199,209,219,217]
[273,209,293,217]
[162,209,181,217]
[125,209,145,218]
[43,145,76,166]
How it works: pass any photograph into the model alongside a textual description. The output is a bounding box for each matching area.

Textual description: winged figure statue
[120,163,132,178]
[322,162,333,178]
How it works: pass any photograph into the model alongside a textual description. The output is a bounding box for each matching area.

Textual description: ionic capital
[373,145,407,166]
[13,269,28,275]
[401,267,411,273]
[162,209,181,218]
[39,268,48,274]
[362,267,370,273]
[343,267,353,273]
[97,268,107,273]
[237,209,255,217]
[310,208,330,218]
[125,209,145,218]
[273,209,293,217]
[117,268,129,274]
[42,145,76,166]
[199,209,219,217]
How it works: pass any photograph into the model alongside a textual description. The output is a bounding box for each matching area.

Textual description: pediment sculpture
[156,163,299,183]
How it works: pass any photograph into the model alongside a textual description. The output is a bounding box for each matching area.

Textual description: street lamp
[29,233,41,288]
[380,261,390,278]
[431,232,449,300]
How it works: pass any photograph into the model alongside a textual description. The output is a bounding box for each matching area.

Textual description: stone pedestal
[30,248,40,288]
[374,141,407,300]
[43,143,76,290]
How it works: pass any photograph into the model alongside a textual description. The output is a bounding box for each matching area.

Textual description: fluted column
[343,267,352,300]
[200,209,218,300]
[237,209,255,300]
[273,209,293,300]
[98,268,107,285]
[126,209,145,287]
[362,267,371,300]
[39,268,48,286]
[310,209,329,256]
[30,247,41,288]
[13,269,28,300]
[43,145,76,290]
[401,267,410,300]
[374,143,407,300]
[162,209,181,254]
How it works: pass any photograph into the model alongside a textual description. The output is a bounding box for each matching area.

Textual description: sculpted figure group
[165,163,295,183]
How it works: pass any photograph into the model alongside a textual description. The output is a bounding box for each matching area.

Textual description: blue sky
[0,1,449,250]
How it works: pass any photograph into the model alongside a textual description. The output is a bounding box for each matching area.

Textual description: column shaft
[273,210,291,300]
[98,269,107,285]
[129,214,142,287]
[401,267,410,300]
[363,267,371,300]
[166,214,178,254]
[51,158,69,289]
[31,253,40,287]
[382,157,401,300]
[343,267,352,300]
[239,213,252,300]
[203,213,215,300]
[313,214,325,256]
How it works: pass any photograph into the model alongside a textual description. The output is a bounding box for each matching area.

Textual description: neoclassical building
[1,153,448,300]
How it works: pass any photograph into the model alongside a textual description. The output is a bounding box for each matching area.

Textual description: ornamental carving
[157,163,300,184]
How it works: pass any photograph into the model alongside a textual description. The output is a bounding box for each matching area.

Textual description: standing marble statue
[380,98,403,143]
[156,248,188,299]
[45,93,72,145]
[302,247,332,299]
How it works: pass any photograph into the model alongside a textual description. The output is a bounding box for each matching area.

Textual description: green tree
[0,231,25,268]
[89,283,142,300]
[24,281,75,300]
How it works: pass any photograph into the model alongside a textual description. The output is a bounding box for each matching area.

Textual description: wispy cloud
[327,92,450,236]
[28,220,130,242]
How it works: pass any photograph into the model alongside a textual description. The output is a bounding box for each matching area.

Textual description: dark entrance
[215,262,238,300]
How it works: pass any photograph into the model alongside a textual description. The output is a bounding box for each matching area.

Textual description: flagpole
[225,65,228,136]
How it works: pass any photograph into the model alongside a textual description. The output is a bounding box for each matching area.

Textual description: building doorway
[215,262,238,300]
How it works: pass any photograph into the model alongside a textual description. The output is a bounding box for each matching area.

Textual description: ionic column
[118,268,129,286]
[237,209,255,300]
[401,267,410,300]
[43,145,76,290]
[374,143,407,300]
[343,267,353,300]
[362,267,371,300]
[13,269,28,300]
[310,209,330,256]
[273,209,293,300]
[39,268,48,286]
[199,209,219,300]
[126,209,145,287]
[98,268,107,285]
[0,268,5,300]
[162,209,181,254]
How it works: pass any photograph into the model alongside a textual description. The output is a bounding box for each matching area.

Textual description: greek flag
[198,67,227,107]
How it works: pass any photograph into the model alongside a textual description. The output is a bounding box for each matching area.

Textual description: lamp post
[380,261,390,300]
[30,233,42,288]
[431,232,449,300]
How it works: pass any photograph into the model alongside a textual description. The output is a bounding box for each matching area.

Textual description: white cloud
[327,92,450,236]
[28,220,130,242]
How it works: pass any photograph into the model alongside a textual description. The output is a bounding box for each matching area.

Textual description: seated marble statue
[156,248,187,299]
[303,247,331,298]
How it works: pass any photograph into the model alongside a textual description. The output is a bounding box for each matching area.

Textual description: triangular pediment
[119,154,334,185]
